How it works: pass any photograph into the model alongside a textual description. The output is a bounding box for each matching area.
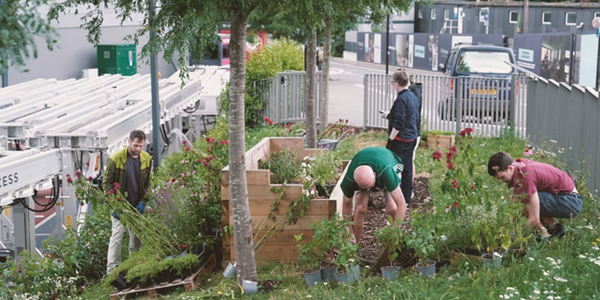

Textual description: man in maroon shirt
[487,152,582,239]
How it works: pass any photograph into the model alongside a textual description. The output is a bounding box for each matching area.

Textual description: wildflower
[75,170,82,177]
[184,147,191,151]
[289,128,293,132]
[451,180,459,189]
[447,161,454,170]
[579,254,586,258]
[345,119,349,123]
[459,130,466,137]
[268,120,274,125]
[446,151,455,161]
[66,177,73,184]
[285,122,292,128]
[470,185,475,190]
[453,201,459,208]
[264,117,270,122]
[492,165,500,171]
[205,137,215,144]
[449,146,457,154]
[180,173,186,177]
[107,189,114,195]
[512,158,526,168]
[445,206,451,213]
[524,148,533,157]
[464,127,474,134]
[182,140,188,145]
[87,176,93,181]
[432,150,443,161]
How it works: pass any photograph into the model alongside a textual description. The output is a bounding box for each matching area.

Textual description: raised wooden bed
[221,137,349,263]
[109,253,217,300]
[426,134,455,149]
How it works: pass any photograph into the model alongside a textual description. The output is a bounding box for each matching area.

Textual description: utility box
[96,44,137,76]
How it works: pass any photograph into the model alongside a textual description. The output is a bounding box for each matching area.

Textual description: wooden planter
[426,134,455,149]
[221,137,350,263]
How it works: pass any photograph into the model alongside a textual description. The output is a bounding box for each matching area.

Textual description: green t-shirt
[340,147,404,198]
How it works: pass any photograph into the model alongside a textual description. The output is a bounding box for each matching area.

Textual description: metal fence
[252,71,322,124]
[526,79,600,195]
[363,74,528,139]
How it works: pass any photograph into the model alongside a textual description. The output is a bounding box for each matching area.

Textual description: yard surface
[76,130,600,300]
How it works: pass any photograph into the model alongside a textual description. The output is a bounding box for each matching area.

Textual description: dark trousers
[391,139,417,204]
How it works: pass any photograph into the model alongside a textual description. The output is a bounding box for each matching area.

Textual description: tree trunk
[305,31,318,148]
[228,9,258,283]
[319,18,332,129]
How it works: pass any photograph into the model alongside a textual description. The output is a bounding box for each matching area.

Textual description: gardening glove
[111,210,120,220]
[386,139,393,150]
[136,202,145,214]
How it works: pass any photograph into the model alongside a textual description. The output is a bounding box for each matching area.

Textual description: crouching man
[487,152,582,239]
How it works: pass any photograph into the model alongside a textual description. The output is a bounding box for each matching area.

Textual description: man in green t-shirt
[340,147,407,245]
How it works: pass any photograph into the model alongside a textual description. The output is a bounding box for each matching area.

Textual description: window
[418,8,422,19]
[456,51,514,74]
[595,12,600,19]
[509,11,519,24]
[431,8,436,20]
[444,9,450,20]
[542,12,551,25]
[565,12,576,25]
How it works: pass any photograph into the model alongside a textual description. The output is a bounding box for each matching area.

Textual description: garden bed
[221,137,350,262]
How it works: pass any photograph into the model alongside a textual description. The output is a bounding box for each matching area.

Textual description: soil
[259,279,280,293]
[358,173,432,265]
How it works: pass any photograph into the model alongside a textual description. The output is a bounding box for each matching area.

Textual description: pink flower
[445,206,451,213]
[114,182,121,190]
[205,137,215,144]
[285,123,292,128]
[184,147,191,152]
[182,140,188,145]
[87,176,93,181]
[524,148,533,157]
[432,150,443,161]
[451,180,459,189]
[267,120,274,125]
[289,128,293,132]
[264,117,270,122]
[492,165,499,171]
[512,157,526,168]
[180,173,186,177]
[66,177,73,184]
[190,170,196,175]
[75,171,82,177]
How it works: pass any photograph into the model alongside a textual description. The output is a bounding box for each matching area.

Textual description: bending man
[340,147,407,245]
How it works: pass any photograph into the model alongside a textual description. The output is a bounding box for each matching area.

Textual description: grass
[76,129,600,299]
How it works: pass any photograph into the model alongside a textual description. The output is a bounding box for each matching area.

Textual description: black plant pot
[110,273,127,290]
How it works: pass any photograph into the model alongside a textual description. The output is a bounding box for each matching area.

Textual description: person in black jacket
[386,70,420,203]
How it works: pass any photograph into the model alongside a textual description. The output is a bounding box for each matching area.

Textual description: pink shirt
[508,159,574,203]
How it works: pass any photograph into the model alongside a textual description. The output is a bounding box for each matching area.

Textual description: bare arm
[389,128,399,140]
[389,186,407,223]
[525,192,542,229]
[342,194,354,236]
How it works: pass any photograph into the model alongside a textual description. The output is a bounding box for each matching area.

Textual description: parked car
[438,44,517,122]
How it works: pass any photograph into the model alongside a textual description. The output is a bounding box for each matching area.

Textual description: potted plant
[332,239,360,283]
[295,234,323,287]
[309,214,346,281]
[405,226,437,277]
[374,217,404,280]
[305,151,343,197]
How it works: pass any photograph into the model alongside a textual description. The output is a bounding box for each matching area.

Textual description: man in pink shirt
[487,152,582,239]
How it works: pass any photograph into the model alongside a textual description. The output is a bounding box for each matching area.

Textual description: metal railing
[252,71,322,124]
[363,73,528,139]
[526,79,600,195]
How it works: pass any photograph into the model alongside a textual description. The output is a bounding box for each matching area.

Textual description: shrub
[260,148,302,184]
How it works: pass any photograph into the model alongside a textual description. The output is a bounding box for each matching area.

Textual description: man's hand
[379,110,389,119]
[136,203,146,214]
[386,139,393,150]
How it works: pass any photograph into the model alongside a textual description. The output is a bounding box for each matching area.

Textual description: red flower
[446,161,454,170]
[453,201,459,208]
[75,171,82,177]
[446,151,455,161]
[107,189,114,195]
[184,147,191,152]
[87,176,93,181]
[66,177,73,184]
[289,128,293,132]
[66,174,71,178]
[113,182,121,190]
[449,146,457,154]
[267,120,274,125]
[345,119,349,123]
[470,185,475,190]
[285,123,292,128]
[205,137,215,144]
[220,140,229,145]
[459,130,466,137]
[264,117,271,122]
[182,140,188,145]
[451,180,459,189]
[116,197,121,201]
[464,127,474,134]
[432,150,443,161]
[339,118,343,122]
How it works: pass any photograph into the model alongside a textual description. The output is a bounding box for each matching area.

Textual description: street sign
[479,8,489,23]
[593,17,600,37]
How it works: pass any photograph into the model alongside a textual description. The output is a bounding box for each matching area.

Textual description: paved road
[327,58,439,128]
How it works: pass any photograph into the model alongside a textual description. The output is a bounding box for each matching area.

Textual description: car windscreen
[456,51,514,74]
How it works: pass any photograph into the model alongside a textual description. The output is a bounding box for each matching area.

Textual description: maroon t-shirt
[508,159,574,203]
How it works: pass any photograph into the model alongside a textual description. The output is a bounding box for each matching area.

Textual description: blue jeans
[538,191,582,219]
[390,139,417,204]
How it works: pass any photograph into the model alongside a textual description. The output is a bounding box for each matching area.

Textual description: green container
[96,44,137,76]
